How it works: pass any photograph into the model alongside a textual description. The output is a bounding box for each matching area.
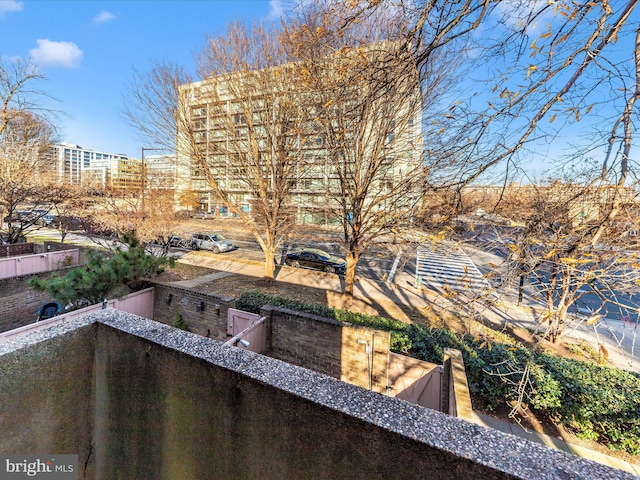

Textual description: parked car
[190,232,235,253]
[168,235,187,248]
[191,211,215,220]
[51,215,85,231]
[284,248,346,275]
[3,210,36,223]
[38,214,56,226]
[159,235,189,248]
[153,235,186,248]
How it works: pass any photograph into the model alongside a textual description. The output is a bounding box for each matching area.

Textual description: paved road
[173,233,400,283]
[415,241,492,297]
[29,224,640,372]
[463,243,640,372]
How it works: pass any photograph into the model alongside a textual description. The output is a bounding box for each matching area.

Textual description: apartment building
[48,143,143,189]
[177,45,423,224]
[145,154,178,192]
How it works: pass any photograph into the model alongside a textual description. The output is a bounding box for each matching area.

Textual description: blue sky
[1,1,636,182]
[0,0,282,158]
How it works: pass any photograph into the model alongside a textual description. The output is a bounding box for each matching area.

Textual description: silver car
[190,232,235,253]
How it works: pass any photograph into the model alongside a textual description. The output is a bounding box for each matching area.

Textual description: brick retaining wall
[0,271,63,332]
[0,245,88,332]
[261,305,391,393]
[149,284,391,393]
[0,243,34,258]
[151,283,235,341]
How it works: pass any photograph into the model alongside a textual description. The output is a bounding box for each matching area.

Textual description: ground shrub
[236,291,640,455]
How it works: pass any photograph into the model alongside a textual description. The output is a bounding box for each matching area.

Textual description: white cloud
[267,0,283,20]
[29,39,83,68]
[92,10,115,24]
[492,0,557,33]
[0,0,23,17]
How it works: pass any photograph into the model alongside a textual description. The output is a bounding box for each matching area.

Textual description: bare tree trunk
[263,243,277,282]
[344,251,359,296]
[551,303,571,344]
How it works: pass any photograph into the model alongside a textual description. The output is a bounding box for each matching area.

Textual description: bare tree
[0,112,59,243]
[472,9,639,344]
[177,188,201,214]
[49,185,89,243]
[124,22,310,281]
[464,179,640,351]
[282,3,471,295]
[295,44,426,293]
[88,186,182,255]
[0,57,61,243]
[323,1,640,332]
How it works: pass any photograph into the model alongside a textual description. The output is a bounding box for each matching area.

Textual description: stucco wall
[0,314,631,480]
[0,325,96,477]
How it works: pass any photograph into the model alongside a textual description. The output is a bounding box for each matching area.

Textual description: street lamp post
[140,147,162,210]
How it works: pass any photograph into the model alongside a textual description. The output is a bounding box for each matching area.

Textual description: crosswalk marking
[416,242,494,297]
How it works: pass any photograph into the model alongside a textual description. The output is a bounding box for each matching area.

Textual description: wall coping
[0,311,634,480]
[151,281,235,303]
[444,347,474,421]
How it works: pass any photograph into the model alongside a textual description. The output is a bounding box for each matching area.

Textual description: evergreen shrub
[236,291,640,454]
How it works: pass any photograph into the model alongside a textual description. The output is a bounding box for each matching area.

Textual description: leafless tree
[48,185,89,243]
[324,1,640,339]
[0,113,59,242]
[463,180,640,357]
[0,57,62,243]
[124,22,311,281]
[177,188,201,214]
[87,186,182,255]
[288,31,428,294]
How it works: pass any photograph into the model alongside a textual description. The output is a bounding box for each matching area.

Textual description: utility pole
[140,147,161,211]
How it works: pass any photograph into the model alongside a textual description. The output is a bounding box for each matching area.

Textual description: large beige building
[178,48,423,224]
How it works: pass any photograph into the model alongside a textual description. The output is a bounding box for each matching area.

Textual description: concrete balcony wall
[0,312,633,480]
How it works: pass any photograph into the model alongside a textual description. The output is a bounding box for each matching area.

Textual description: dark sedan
[284,248,346,275]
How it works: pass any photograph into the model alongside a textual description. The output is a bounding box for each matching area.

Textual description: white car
[190,232,235,253]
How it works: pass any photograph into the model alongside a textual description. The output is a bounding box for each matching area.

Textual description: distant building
[46,144,182,200]
[177,44,423,223]
[145,154,178,191]
[48,143,133,187]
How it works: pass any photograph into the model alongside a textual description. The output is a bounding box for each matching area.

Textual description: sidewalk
[472,412,639,476]
[174,252,640,476]
[175,250,446,324]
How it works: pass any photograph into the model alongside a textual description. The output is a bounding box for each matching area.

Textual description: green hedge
[237,291,640,455]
